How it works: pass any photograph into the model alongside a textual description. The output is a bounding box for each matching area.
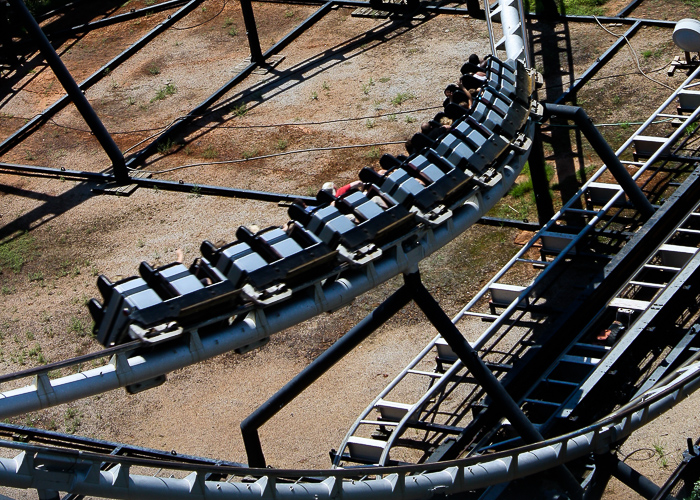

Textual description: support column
[543,103,655,220]
[239,0,262,63]
[241,284,412,467]
[407,272,583,500]
[7,0,127,183]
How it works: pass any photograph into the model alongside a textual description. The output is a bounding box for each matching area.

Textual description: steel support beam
[543,103,655,220]
[241,283,413,467]
[240,0,263,62]
[608,455,667,500]
[0,0,201,158]
[6,0,127,182]
[615,0,644,18]
[0,162,317,204]
[408,272,583,500]
[555,21,642,104]
[525,12,676,28]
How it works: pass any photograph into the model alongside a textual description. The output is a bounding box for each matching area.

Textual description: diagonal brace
[543,103,655,220]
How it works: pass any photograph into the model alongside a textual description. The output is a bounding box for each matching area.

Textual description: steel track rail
[0,356,698,499]
[0,0,538,420]
[0,135,531,418]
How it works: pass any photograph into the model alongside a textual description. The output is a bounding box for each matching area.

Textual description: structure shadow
[0,0,125,108]
[1,12,431,239]
[135,13,432,166]
[0,180,96,242]
[527,0,585,218]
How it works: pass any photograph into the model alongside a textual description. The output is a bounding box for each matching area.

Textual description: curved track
[0,10,537,417]
[2,1,700,498]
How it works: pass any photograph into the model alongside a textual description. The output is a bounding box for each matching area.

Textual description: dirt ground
[1,0,700,498]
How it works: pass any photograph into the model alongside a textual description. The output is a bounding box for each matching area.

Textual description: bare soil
[1,0,700,498]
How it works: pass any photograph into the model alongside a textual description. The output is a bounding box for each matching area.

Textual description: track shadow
[0,179,96,242]
[1,11,431,239]
[528,0,585,218]
[135,12,432,166]
[0,0,125,106]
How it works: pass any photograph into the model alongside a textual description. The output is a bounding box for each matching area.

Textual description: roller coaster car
[430,118,509,174]
[473,86,528,139]
[358,163,450,227]
[328,185,417,247]
[236,224,338,302]
[87,54,537,349]
[89,258,240,347]
[288,201,382,266]
[480,57,536,107]
[404,151,480,212]
[443,103,472,121]
[202,224,337,305]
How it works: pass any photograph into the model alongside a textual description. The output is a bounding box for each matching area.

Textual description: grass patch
[0,232,37,274]
[202,146,219,159]
[151,82,177,102]
[64,407,81,434]
[391,92,415,106]
[157,138,175,154]
[230,101,247,117]
[524,0,606,15]
[68,316,87,336]
[242,148,259,160]
[361,78,375,95]
[365,147,381,160]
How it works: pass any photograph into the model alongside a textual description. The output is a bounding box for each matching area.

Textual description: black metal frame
[0,0,683,231]
[240,270,583,498]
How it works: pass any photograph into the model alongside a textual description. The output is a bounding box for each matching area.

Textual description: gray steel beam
[0,163,317,204]
[0,357,699,499]
[525,12,676,28]
[555,21,642,104]
[0,141,532,418]
[241,282,413,467]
